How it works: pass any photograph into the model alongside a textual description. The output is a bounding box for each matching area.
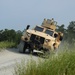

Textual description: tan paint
[21,18,63,51]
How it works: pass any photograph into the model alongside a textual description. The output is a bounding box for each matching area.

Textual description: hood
[27,29,55,40]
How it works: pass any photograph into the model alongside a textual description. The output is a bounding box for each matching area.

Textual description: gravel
[0,48,40,75]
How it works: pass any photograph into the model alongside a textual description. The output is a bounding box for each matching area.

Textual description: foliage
[67,21,75,43]
[56,21,75,44]
[0,41,16,49]
[14,47,75,75]
[0,29,22,45]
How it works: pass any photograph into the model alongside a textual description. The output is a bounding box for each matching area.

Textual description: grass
[0,41,16,50]
[14,45,75,75]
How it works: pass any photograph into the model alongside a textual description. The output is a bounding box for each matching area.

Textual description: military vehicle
[18,18,63,53]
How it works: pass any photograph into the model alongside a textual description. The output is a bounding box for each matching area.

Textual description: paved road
[0,48,41,75]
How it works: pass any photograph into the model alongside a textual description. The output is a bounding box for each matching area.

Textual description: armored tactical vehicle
[18,18,63,53]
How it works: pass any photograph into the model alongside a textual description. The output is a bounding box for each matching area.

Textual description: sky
[0,0,75,31]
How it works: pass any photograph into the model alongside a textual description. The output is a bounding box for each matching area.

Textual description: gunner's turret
[41,18,57,31]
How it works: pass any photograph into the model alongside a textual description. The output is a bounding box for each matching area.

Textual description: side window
[34,26,44,32]
[45,30,53,36]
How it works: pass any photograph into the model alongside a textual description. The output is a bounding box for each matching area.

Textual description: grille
[30,34,45,44]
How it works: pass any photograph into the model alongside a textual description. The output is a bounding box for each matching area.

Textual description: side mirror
[26,25,30,30]
[54,33,58,38]
[60,36,63,41]
[58,32,63,41]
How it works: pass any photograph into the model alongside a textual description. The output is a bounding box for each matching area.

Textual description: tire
[28,43,34,54]
[18,41,27,53]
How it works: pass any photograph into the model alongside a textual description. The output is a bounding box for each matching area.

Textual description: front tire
[18,41,27,53]
[28,43,34,54]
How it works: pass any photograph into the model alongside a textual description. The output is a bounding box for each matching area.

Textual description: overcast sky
[0,0,75,30]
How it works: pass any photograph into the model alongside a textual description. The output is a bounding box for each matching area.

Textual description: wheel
[29,48,33,54]
[18,41,27,53]
[28,42,34,54]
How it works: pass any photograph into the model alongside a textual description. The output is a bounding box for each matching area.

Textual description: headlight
[27,32,31,37]
[45,39,50,42]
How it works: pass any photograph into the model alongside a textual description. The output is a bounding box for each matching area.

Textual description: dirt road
[0,48,40,75]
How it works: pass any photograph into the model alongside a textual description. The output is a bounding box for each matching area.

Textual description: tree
[0,29,22,44]
[67,21,75,43]
[15,30,22,44]
[0,30,3,41]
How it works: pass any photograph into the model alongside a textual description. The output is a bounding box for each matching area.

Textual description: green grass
[0,41,16,49]
[14,46,75,75]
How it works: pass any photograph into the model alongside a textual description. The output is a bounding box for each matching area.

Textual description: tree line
[0,21,75,45]
[0,29,22,44]
[56,21,75,44]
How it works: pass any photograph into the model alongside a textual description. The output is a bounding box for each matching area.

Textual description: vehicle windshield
[45,29,54,36]
[34,26,44,32]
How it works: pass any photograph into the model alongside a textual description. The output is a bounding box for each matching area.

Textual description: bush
[0,41,16,49]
